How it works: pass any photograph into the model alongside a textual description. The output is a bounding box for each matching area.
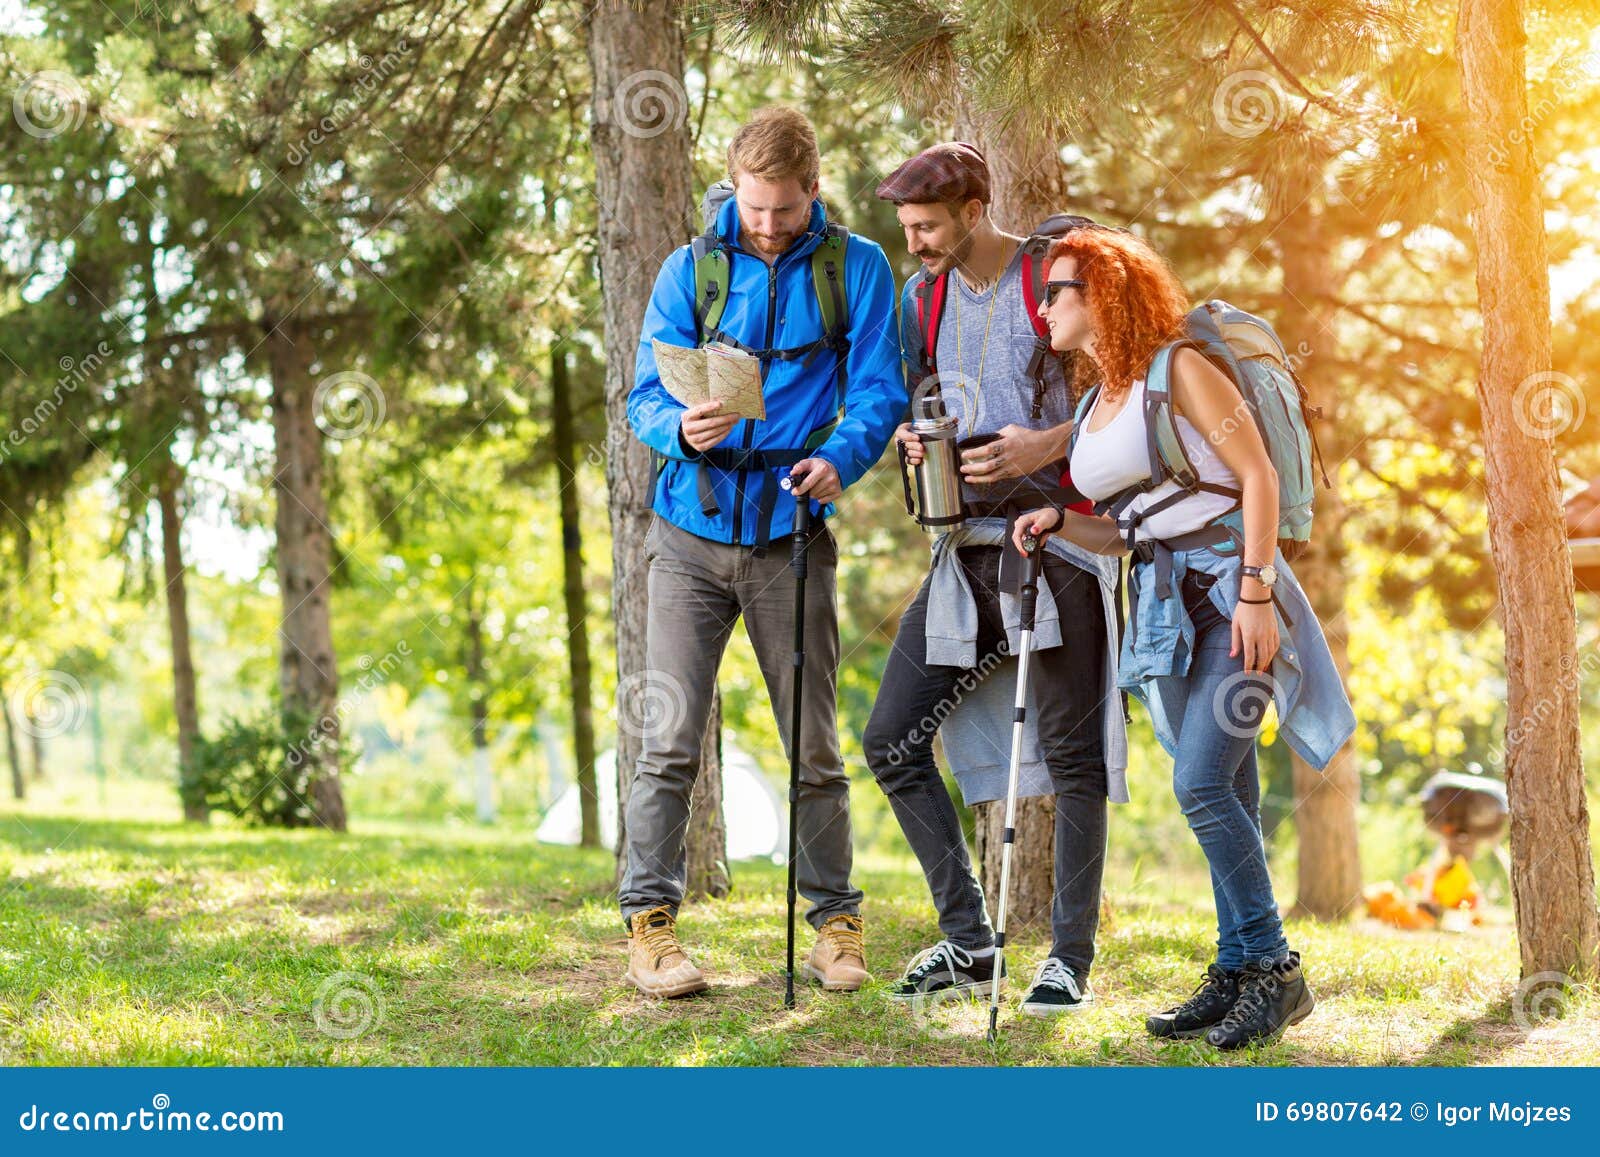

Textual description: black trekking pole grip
[791,490,811,579]
[1019,535,1042,632]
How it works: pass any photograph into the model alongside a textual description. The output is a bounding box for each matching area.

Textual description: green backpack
[689,180,851,405]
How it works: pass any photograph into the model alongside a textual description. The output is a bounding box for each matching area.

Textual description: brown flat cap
[875,141,991,205]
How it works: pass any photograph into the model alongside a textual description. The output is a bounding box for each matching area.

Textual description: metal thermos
[899,394,966,529]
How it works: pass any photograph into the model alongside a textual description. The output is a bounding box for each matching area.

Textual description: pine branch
[1208,0,1347,113]
[1359,461,1457,524]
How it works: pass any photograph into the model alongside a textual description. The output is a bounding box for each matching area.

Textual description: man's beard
[742,220,804,255]
[751,231,796,254]
[920,221,976,276]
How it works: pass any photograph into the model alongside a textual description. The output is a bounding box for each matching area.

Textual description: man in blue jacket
[620,106,906,999]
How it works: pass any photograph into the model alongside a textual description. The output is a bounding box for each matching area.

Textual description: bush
[189,706,359,827]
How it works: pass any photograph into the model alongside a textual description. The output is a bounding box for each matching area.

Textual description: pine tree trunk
[960,108,1067,934]
[686,695,730,899]
[26,718,42,782]
[551,345,600,848]
[1459,0,1599,978]
[463,579,496,824]
[266,317,347,832]
[89,680,106,801]
[2,685,23,800]
[1278,198,1362,920]
[157,461,206,823]
[586,1,725,888]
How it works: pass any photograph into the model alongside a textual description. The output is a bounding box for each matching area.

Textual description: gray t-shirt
[931,246,1072,504]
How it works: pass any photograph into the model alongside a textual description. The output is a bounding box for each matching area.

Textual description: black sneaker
[886,940,1004,1001]
[1205,951,1315,1051]
[1021,957,1094,1016]
[1146,963,1241,1040]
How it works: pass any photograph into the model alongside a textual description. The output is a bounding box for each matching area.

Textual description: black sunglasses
[1044,279,1086,306]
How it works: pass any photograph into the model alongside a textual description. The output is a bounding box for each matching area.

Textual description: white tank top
[1071,376,1240,542]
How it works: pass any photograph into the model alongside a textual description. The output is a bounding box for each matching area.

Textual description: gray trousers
[618,515,863,930]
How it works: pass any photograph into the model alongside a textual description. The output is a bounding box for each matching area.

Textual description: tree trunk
[89,680,106,804]
[26,716,43,782]
[1278,196,1362,920]
[960,107,1068,933]
[463,578,496,824]
[2,684,22,800]
[266,317,347,832]
[586,2,725,887]
[551,345,600,848]
[157,460,206,822]
[1459,0,1598,979]
[686,694,730,899]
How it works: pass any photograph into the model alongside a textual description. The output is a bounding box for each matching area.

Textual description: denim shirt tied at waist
[1120,532,1356,771]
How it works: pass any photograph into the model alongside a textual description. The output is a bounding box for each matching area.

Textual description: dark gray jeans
[863,546,1109,975]
[618,515,863,930]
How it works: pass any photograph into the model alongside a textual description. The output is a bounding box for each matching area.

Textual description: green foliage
[190,706,360,828]
[1,0,1598,840]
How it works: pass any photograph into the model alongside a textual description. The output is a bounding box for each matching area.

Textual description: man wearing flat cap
[863,142,1128,1017]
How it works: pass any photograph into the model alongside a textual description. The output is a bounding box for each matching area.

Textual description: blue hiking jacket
[627,196,906,544]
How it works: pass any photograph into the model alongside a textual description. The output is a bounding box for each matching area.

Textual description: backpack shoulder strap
[690,232,731,343]
[1019,232,1060,419]
[1066,382,1100,465]
[810,222,852,410]
[1143,340,1202,490]
[909,268,948,381]
[1018,232,1054,340]
[810,223,850,344]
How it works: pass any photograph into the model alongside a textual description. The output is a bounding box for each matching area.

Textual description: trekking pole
[781,476,812,1009]
[989,534,1043,1043]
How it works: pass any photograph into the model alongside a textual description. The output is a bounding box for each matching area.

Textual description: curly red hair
[1047,228,1189,403]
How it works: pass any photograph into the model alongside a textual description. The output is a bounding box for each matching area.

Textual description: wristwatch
[1241,564,1278,589]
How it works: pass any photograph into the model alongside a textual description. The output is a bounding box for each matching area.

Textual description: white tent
[536,737,786,863]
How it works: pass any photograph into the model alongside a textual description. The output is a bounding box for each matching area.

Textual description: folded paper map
[651,339,766,421]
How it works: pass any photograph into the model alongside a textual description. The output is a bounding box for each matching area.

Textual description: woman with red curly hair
[1015,225,1354,1051]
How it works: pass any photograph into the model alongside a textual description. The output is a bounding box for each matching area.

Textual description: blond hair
[727,106,819,190]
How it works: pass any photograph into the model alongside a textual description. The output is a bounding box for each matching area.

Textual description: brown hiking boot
[625,905,709,999]
[803,913,870,992]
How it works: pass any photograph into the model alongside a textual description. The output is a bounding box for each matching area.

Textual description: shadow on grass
[0,812,620,910]
[1414,996,1533,1066]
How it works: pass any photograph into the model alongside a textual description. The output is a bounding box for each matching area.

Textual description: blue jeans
[1171,570,1290,971]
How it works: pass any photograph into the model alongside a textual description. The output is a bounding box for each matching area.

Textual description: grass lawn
[1,780,1595,1066]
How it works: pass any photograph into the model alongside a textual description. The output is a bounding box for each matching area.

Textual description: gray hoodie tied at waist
[923,517,1130,806]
